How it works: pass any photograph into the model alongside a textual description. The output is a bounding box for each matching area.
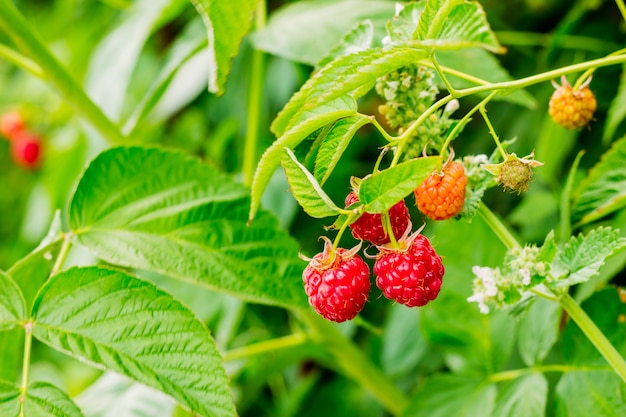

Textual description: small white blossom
[395,2,405,15]
[444,99,460,114]
[467,293,490,314]
[520,268,531,286]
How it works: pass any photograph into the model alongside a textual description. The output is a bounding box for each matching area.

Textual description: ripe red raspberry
[374,232,444,307]
[302,239,370,322]
[11,132,42,169]
[345,191,410,245]
[548,76,596,129]
[414,160,467,220]
[0,110,25,139]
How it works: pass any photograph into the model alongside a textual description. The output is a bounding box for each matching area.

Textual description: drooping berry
[11,132,42,169]
[302,239,370,322]
[0,110,25,139]
[548,76,596,129]
[345,191,410,245]
[414,160,467,220]
[374,232,444,307]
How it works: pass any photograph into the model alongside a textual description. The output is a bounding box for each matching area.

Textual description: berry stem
[299,310,409,416]
[332,212,358,251]
[559,292,626,384]
[242,0,267,187]
[382,211,399,248]
[221,333,309,362]
[431,54,459,97]
[479,105,508,161]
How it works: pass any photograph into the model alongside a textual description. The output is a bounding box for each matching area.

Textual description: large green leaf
[250,0,394,65]
[359,157,440,214]
[314,115,372,186]
[516,298,560,366]
[550,227,626,289]
[281,148,342,218]
[572,136,626,225]
[555,371,626,417]
[493,373,547,417]
[32,266,236,417]
[69,146,308,310]
[402,375,496,417]
[190,0,256,95]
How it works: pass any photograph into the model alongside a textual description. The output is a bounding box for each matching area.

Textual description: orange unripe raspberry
[414,161,467,221]
[548,78,596,129]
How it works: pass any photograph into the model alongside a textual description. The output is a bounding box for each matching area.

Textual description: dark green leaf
[0,270,26,331]
[189,0,256,95]
[402,375,496,417]
[316,20,375,69]
[493,373,547,417]
[314,115,372,185]
[603,67,626,144]
[282,148,342,218]
[572,136,626,225]
[516,298,560,366]
[359,157,440,213]
[550,227,626,288]
[251,0,395,65]
[70,146,308,310]
[32,266,236,417]
[555,371,626,417]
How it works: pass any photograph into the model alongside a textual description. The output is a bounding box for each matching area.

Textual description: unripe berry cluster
[0,110,43,170]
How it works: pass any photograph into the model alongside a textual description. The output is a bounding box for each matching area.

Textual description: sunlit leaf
[316,20,375,69]
[0,270,26,331]
[32,266,236,417]
[69,146,308,310]
[359,157,440,213]
[516,298,559,366]
[282,148,342,218]
[189,0,256,95]
[0,380,19,416]
[24,382,85,417]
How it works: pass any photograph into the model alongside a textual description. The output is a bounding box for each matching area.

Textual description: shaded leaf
[555,371,626,417]
[381,305,427,378]
[603,65,626,144]
[314,115,372,185]
[572,136,626,225]
[550,227,626,288]
[493,373,547,417]
[402,375,496,417]
[70,146,308,310]
[359,157,440,213]
[32,266,236,417]
[316,20,375,69]
[0,270,26,331]
[189,0,256,95]
[282,148,342,218]
[516,298,560,366]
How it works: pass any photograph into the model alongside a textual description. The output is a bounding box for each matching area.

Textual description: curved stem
[0,43,43,78]
[299,311,408,416]
[332,213,358,251]
[560,293,626,384]
[242,0,267,186]
[222,333,308,362]
[431,54,459,97]
[369,116,396,143]
[476,202,522,251]
[479,104,507,160]
[50,234,72,277]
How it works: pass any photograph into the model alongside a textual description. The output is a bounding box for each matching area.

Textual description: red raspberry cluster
[302,165,464,321]
[0,110,43,170]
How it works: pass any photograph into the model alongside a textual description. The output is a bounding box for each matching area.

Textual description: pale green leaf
[386,2,424,44]
[0,380,20,416]
[572,136,626,225]
[251,0,394,65]
[0,270,26,331]
[416,0,462,40]
[516,298,559,366]
[555,371,626,417]
[282,148,342,218]
[32,266,236,417]
[550,227,626,288]
[314,115,372,185]
[402,375,496,417]
[70,146,308,310]
[316,20,375,69]
[493,373,548,417]
[359,157,440,213]
[24,382,85,417]
[189,0,256,95]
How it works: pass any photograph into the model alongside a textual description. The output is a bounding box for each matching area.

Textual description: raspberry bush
[1,1,626,416]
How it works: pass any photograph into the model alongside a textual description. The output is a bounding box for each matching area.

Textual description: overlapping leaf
[0,271,26,331]
[69,146,308,310]
[493,373,548,417]
[189,0,256,95]
[0,380,85,417]
[32,266,236,417]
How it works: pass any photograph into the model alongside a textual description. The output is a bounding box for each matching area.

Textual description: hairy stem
[0,2,125,145]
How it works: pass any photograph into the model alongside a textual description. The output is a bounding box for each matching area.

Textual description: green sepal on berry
[483,152,543,194]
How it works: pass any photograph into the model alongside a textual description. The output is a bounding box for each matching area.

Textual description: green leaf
[32,266,236,417]
[493,373,548,417]
[251,0,395,65]
[555,371,626,417]
[412,0,504,53]
[550,227,626,288]
[402,375,496,417]
[314,115,372,185]
[572,136,626,225]
[24,382,85,417]
[0,380,20,416]
[516,298,560,366]
[0,270,26,331]
[189,0,256,95]
[316,20,375,69]
[282,148,342,218]
[381,305,427,378]
[359,157,440,213]
[70,146,308,310]
[603,65,626,144]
